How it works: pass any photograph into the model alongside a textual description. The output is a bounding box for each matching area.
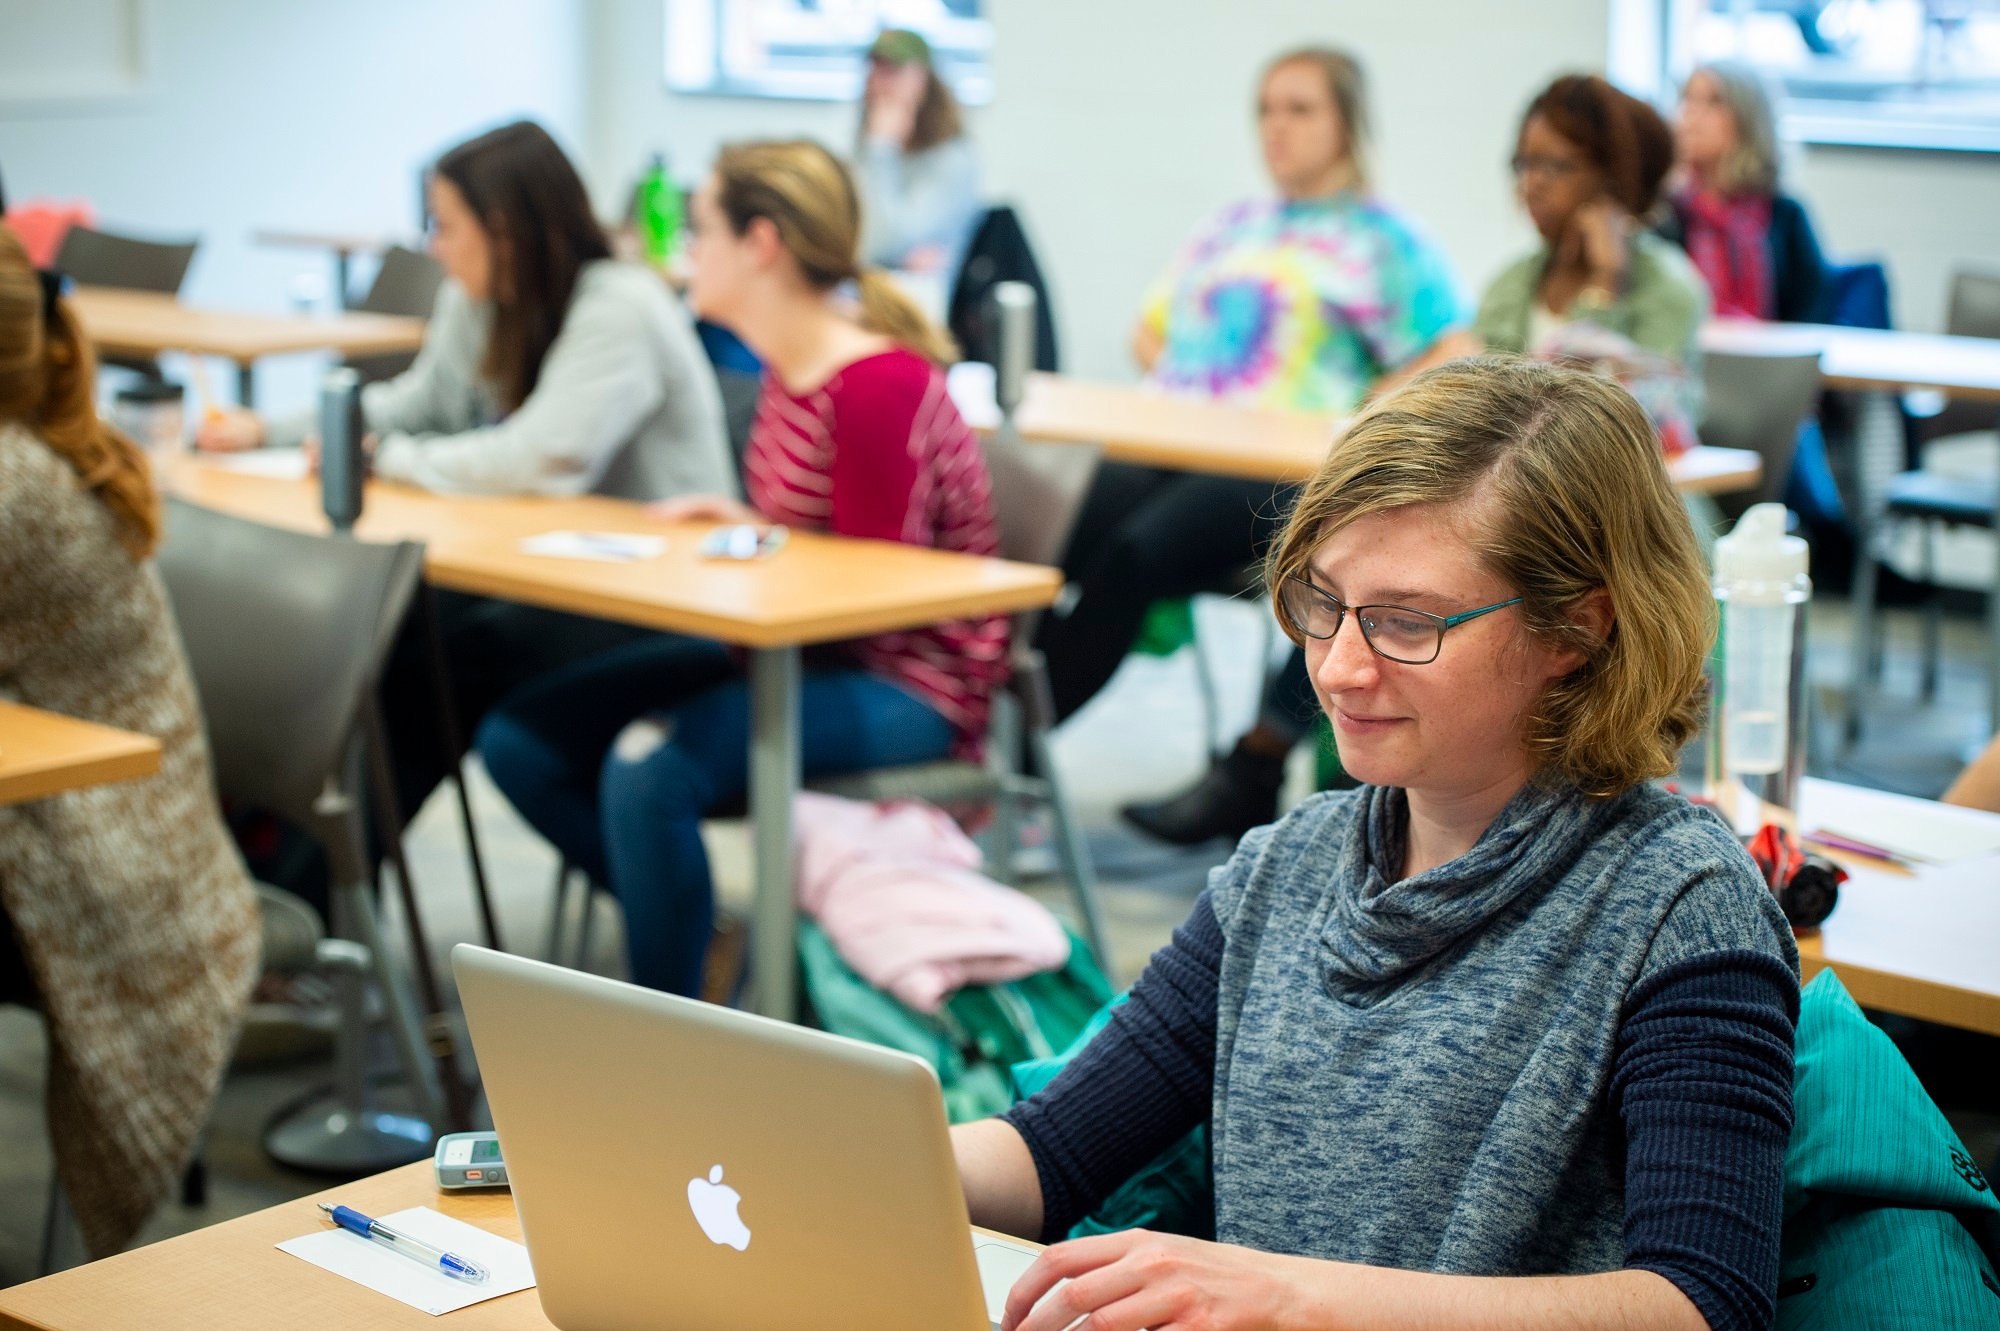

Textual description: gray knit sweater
[1207,779,1796,1273]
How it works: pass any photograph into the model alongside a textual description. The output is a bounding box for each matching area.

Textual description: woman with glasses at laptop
[956,358,1797,1331]
[477,140,1005,999]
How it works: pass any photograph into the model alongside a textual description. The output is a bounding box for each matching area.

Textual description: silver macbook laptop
[453,944,1041,1330]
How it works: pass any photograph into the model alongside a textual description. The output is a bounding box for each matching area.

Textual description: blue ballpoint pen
[319,1203,489,1283]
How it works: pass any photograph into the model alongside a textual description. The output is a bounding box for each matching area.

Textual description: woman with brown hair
[0,224,259,1257]
[479,140,1002,998]
[199,120,732,502]
[956,358,1797,1331]
[1476,74,1709,390]
[854,28,982,275]
[203,121,736,831]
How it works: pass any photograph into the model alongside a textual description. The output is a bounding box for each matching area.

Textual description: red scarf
[1677,186,1773,320]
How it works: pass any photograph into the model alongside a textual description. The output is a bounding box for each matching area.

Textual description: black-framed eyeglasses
[1509,153,1584,180]
[1278,576,1523,666]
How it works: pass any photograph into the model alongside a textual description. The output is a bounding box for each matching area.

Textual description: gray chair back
[1701,350,1824,517]
[1914,269,2000,447]
[979,424,1097,640]
[54,226,198,294]
[344,246,443,384]
[357,245,444,317]
[155,499,424,876]
[716,367,763,469]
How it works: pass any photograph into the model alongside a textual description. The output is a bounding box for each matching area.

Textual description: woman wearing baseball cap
[855,28,982,276]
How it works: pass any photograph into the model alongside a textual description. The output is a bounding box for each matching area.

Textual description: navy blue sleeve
[1000,890,1222,1241]
[1614,949,1799,1331]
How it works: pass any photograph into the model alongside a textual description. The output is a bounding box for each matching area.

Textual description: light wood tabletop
[1782,778,2000,1038]
[950,368,1764,496]
[159,458,1060,649]
[160,454,1060,1020]
[68,287,426,367]
[1700,319,2000,402]
[0,702,161,808]
[0,1161,1040,1330]
[253,229,410,256]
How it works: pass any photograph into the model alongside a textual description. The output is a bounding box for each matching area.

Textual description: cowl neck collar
[1320,778,1622,1001]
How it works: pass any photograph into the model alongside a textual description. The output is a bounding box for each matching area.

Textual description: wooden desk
[0,702,161,807]
[1786,777,2000,1038]
[160,457,1060,1020]
[951,369,1763,496]
[68,287,426,408]
[0,1159,1040,1330]
[0,1165,531,1330]
[1700,319,2000,402]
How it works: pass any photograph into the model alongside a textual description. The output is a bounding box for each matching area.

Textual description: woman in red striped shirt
[477,140,1007,997]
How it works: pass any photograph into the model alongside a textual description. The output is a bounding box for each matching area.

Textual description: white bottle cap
[1715,502,1809,585]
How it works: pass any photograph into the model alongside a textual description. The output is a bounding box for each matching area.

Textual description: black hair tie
[37,267,66,321]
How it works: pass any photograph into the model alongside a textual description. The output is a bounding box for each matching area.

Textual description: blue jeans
[477,635,954,996]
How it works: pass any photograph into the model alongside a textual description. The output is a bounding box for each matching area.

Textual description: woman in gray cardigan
[202,121,732,504]
[203,122,735,828]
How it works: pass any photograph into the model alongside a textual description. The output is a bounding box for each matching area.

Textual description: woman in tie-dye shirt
[1136,184,1462,414]
[1044,48,1469,844]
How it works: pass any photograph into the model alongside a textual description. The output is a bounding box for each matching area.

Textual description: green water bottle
[635,154,681,266]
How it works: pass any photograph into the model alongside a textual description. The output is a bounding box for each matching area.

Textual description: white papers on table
[277,1206,535,1316]
[1803,777,2000,865]
[201,448,312,480]
[518,530,666,562]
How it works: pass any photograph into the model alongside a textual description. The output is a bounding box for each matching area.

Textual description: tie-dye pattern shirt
[1141,192,1464,413]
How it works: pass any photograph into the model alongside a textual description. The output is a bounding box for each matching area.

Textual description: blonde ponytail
[714,140,959,365]
[855,269,958,366]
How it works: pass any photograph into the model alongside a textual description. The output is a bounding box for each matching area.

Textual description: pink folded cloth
[793,791,1071,1012]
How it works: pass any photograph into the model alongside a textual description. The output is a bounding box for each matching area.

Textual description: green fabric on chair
[1133,598,1198,658]
[1012,995,1214,1241]
[1777,970,2000,1328]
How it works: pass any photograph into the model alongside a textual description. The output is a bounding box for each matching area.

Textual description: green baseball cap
[867,28,932,67]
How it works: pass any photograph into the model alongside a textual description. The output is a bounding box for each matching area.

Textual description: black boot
[1121,741,1286,846]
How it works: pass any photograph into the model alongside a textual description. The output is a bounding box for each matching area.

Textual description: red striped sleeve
[743,347,1010,751]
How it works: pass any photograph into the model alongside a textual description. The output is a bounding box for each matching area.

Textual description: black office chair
[948,205,1060,372]
[54,226,201,382]
[53,226,198,294]
[157,499,466,1172]
[343,246,444,385]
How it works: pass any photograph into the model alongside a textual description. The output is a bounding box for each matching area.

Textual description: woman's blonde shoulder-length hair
[1266,355,1714,799]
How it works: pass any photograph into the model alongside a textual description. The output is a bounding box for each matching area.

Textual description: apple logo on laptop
[687,1164,751,1252]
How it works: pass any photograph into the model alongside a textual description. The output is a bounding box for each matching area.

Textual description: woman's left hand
[1575,198,1633,290]
[1002,1230,1321,1331]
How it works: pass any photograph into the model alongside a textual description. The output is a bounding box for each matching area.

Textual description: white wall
[585,0,2000,375]
[1794,146,2000,332]
[0,0,588,410]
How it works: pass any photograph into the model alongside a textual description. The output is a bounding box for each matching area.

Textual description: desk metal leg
[235,362,256,410]
[1841,390,1904,750]
[748,645,801,1020]
[334,249,354,309]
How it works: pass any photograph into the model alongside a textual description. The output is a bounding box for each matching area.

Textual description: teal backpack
[796,919,1113,1124]
[1776,970,2000,1328]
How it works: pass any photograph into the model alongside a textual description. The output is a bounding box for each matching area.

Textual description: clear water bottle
[1710,503,1811,815]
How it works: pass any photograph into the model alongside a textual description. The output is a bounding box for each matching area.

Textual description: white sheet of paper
[202,448,311,480]
[277,1206,536,1316]
[1803,777,2000,865]
[518,530,666,563]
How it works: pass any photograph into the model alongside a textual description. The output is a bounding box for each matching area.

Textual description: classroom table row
[157,455,1059,1022]
[3,771,1996,1328]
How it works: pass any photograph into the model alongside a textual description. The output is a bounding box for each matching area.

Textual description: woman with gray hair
[1661,60,1827,322]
